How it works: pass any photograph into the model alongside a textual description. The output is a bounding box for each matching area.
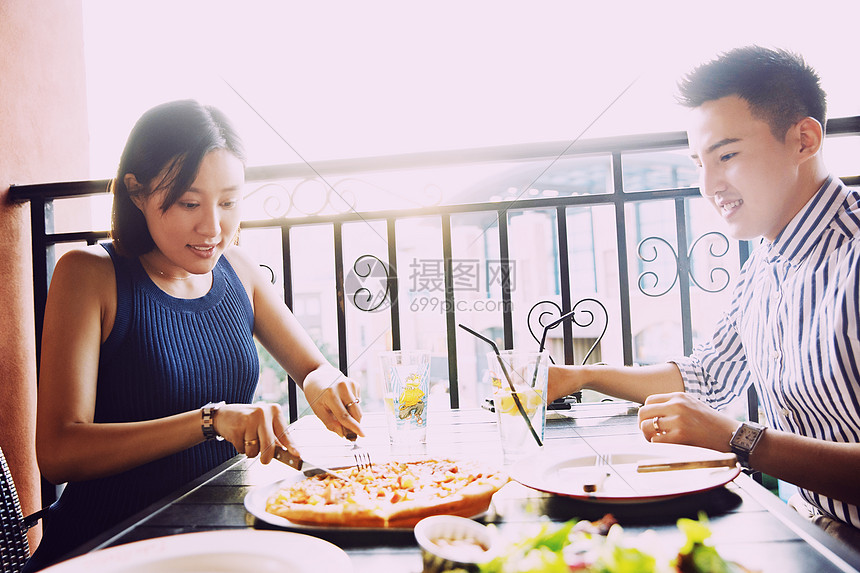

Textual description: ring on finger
[345,398,361,409]
[652,416,662,434]
[244,439,258,447]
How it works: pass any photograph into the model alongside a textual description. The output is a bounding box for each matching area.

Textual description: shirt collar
[765,175,848,264]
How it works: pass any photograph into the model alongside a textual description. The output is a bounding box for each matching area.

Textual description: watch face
[733,424,761,449]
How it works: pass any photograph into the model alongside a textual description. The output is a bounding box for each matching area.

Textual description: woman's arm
[225,248,363,439]
[36,249,201,483]
[36,248,295,484]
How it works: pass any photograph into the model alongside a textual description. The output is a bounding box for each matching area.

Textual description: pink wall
[0,0,89,551]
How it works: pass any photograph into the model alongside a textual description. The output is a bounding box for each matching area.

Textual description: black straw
[458,324,543,447]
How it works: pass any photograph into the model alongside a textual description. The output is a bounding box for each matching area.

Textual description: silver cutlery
[345,430,373,471]
[583,454,611,493]
[272,445,354,482]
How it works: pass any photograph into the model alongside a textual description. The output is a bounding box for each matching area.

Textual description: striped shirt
[674,175,860,528]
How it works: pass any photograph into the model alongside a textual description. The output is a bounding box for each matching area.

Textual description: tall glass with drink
[380,350,431,447]
[486,350,548,464]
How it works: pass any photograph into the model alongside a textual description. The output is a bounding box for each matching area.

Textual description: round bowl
[414,515,496,573]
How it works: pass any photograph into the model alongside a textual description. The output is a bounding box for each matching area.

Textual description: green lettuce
[479,521,575,573]
[478,514,733,573]
[674,512,732,573]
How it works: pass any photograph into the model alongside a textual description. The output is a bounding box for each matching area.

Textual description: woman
[26,100,363,570]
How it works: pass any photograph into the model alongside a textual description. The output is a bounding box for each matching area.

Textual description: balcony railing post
[556,206,575,365]
[497,209,514,350]
[675,198,694,355]
[386,218,401,351]
[333,222,348,376]
[611,153,634,365]
[30,197,48,372]
[281,225,299,422]
[440,214,459,408]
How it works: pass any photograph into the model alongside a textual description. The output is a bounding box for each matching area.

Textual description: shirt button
[772,350,781,360]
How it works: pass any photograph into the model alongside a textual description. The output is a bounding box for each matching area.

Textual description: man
[548,46,860,543]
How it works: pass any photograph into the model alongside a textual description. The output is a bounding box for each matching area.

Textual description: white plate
[42,530,352,572]
[511,443,741,503]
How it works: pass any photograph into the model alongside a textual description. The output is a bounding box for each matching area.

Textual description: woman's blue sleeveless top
[27,244,258,570]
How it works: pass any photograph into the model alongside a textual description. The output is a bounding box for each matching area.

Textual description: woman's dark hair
[677,46,827,140]
[110,100,246,257]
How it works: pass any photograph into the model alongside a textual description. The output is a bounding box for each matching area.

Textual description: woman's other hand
[302,366,364,439]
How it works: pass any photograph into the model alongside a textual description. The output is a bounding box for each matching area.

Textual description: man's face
[687,95,805,242]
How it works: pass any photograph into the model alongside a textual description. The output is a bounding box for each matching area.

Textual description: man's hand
[638,392,739,451]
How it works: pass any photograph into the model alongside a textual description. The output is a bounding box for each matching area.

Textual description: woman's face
[135,149,245,275]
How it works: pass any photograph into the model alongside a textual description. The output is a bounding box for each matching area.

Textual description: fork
[583,454,611,493]
[345,431,373,471]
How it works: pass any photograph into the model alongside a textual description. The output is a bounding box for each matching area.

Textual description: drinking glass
[380,350,431,446]
[486,350,547,464]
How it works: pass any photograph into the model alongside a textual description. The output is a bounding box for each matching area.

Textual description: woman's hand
[212,402,296,464]
[638,392,739,451]
[301,365,364,439]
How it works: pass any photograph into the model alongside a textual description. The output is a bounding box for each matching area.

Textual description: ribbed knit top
[27,244,259,571]
[95,243,258,424]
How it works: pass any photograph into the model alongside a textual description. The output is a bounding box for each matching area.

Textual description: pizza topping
[265,458,508,527]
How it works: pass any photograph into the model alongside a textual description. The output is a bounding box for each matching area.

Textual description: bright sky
[82,0,860,176]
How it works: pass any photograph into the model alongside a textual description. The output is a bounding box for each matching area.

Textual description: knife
[273,446,354,482]
[636,452,738,473]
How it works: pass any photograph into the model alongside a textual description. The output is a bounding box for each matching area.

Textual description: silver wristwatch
[201,401,226,441]
[729,421,765,470]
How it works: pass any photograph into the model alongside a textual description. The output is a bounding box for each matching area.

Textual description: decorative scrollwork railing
[687,231,731,293]
[346,254,392,312]
[527,297,608,408]
[637,236,678,297]
[244,176,444,220]
[527,298,608,365]
[259,264,277,285]
[637,231,731,297]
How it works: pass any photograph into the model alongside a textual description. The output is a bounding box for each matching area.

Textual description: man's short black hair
[677,46,827,140]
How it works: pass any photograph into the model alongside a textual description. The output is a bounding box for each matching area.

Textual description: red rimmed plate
[510,443,741,503]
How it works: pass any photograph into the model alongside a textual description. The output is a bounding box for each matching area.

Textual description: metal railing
[10,117,860,423]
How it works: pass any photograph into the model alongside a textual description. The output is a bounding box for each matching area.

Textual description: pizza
[265,458,508,528]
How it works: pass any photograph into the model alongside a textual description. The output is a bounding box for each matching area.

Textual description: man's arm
[748,430,860,506]
[548,362,685,404]
[638,392,860,507]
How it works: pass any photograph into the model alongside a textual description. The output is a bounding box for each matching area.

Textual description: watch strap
[201,401,226,441]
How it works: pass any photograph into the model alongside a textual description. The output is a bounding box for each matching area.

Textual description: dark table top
[67,402,860,572]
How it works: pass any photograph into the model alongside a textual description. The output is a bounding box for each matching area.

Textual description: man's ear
[794,116,823,162]
[124,174,145,210]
